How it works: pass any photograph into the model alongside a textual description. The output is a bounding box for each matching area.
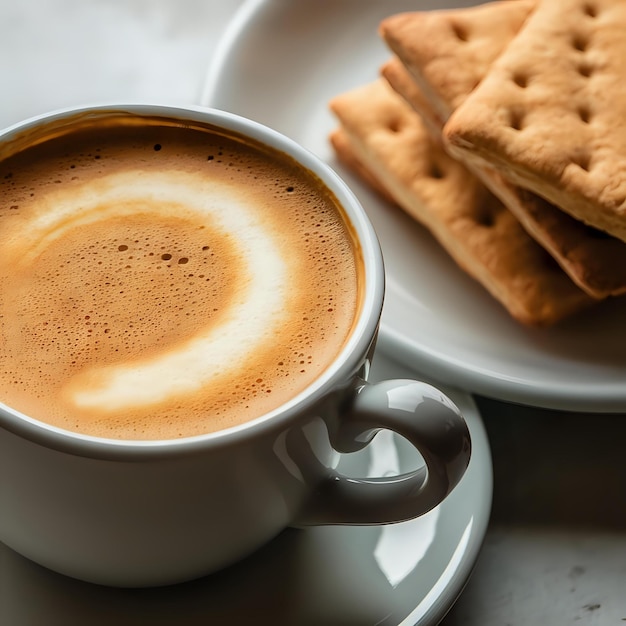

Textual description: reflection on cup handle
[294,379,471,526]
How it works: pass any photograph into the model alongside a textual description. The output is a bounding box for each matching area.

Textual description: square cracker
[381,2,626,298]
[328,79,592,326]
[379,1,535,120]
[382,56,626,299]
[444,0,626,245]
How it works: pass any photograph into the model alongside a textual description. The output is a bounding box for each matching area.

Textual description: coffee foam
[0,119,361,439]
[43,171,290,411]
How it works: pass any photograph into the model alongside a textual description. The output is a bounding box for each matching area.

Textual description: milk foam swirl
[34,170,289,411]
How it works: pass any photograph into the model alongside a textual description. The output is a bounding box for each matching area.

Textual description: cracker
[382,57,444,141]
[329,129,395,203]
[381,2,626,298]
[379,1,535,120]
[383,54,626,298]
[328,79,592,326]
[444,0,626,246]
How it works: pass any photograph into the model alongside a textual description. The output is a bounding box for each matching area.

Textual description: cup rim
[0,103,384,460]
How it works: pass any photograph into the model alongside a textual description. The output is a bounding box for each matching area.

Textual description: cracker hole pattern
[428,162,445,180]
[583,2,598,17]
[450,20,469,42]
[475,206,497,228]
[512,72,529,89]
[508,107,525,131]
[572,151,592,172]
[474,196,501,228]
[572,32,590,52]
[387,116,403,134]
[577,105,592,124]
[578,60,594,78]
[476,213,495,228]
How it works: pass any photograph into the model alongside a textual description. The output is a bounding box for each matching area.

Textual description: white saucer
[202,0,626,413]
[0,353,491,625]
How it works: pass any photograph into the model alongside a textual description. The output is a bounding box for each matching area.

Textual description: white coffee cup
[0,104,470,587]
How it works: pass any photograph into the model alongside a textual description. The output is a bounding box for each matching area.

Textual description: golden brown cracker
[379,1,535,118]
[329,79,592,326]
[329,129,395,203]
[383,55,626,298]
[381,3,626,298]
[444,0,626,244]
[381,57,444,140]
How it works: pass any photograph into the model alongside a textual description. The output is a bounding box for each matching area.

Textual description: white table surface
[1,1,625,624]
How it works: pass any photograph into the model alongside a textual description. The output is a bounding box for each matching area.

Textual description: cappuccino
[0,113,362,440]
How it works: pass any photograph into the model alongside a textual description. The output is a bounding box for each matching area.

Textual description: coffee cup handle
[295,379,471,525]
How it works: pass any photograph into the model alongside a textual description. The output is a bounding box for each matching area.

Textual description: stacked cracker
[329,0,626,326]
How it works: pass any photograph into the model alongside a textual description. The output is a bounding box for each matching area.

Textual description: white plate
[0,354,492,626]
[202,0,626,413]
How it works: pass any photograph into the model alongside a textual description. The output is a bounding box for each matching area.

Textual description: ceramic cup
[0,104,471,587]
